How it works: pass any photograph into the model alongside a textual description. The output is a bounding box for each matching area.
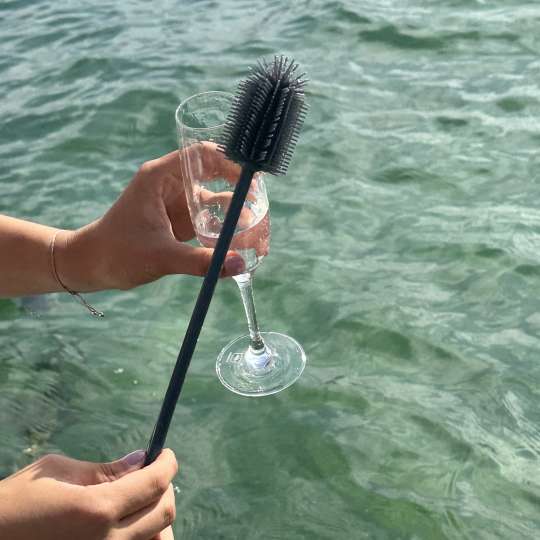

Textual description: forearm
[0,214,63,296]
[0,214,100,297]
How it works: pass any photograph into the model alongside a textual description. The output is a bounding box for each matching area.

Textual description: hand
[56,147,246,292]
[0,449,177,540]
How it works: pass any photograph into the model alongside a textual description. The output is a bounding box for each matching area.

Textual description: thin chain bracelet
[49,230,104,318]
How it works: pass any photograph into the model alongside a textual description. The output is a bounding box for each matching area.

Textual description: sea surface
[2,1,540,538]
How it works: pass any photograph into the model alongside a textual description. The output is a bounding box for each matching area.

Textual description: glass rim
[175,90,233,132]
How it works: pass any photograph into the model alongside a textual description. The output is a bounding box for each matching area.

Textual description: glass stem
[234,272,268,367]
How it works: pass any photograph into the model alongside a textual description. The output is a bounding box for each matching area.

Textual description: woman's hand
[56,148,246,292]
[0,449,178,540]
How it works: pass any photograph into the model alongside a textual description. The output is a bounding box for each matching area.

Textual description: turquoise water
[2,0,540,537]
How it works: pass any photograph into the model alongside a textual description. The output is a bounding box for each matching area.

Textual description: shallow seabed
[2,0,540,538]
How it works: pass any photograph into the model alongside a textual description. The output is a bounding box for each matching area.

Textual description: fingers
[165,192,196,242]
[198,189,256,230]
[150,526,174,540]
[137,148,243,243]
[199,141,242,183]
[158,526,175,540]
[117,484,176,540]
[27,451,145,486]
[233,210,270,257]
[141,144,241,185]
[158,242,245,278]
[90,449,147,484]
[180,142,241,184]
[198,187,258,207]
[97,448,178,519]
[142,151,183,181]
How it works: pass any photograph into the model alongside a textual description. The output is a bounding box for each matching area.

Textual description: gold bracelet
[49,230,104,318]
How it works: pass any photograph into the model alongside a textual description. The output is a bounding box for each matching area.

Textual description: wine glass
[176,91,306,397]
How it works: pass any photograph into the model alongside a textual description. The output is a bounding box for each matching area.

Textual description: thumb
[91,449,147,484]
[159,242,245,278]
[152,526,175,540]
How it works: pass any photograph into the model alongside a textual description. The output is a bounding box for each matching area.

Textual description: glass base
[216,332,306,397]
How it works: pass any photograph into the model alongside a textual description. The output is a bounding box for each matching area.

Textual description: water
[1,0,540,538]
[193,171,270,272]
[196,208,269,272]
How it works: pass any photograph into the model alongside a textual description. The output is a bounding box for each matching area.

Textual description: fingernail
[121,449,146,467]
[224,255,245,276]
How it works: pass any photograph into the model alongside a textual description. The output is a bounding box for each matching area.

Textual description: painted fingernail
[224,255,245,276]
[122,449,146,467]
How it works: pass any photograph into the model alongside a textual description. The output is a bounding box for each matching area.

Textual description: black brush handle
[144,164,255,466]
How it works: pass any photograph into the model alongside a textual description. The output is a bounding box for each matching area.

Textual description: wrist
[54,223,107,293]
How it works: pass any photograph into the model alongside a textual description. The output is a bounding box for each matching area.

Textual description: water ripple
[2,0,540,538]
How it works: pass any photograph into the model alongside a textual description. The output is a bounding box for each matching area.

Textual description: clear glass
[176,91,306,397]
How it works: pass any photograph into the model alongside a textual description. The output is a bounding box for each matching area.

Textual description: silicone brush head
[219,55,308,175]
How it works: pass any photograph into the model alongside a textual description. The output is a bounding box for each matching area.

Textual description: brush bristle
[218,55,308,175]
